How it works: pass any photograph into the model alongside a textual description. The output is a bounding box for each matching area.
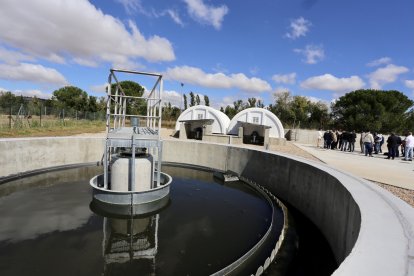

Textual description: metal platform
[90,69,171,214]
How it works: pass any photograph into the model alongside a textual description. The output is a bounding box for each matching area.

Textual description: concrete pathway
[295,144,414,190]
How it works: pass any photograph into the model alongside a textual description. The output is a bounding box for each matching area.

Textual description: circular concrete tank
[0,137,413,275]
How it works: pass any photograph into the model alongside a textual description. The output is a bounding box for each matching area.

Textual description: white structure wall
[175,105,230,134]
[227,108,285,138]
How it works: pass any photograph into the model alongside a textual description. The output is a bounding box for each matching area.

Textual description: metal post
[122,98,127,127]
[9,106,12,129]
[130,136,136,192]
[106,75,112,134]
[157,141,162,187]
[114,86,119,129]
[104,139,109,189]
[159,78,163,139]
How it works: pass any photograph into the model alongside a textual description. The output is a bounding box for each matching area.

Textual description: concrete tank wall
[0,137,413,276]
[162,140,414,276]
[0,137,104,178]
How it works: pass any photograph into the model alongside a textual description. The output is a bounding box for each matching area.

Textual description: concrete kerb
[0,137,413,275]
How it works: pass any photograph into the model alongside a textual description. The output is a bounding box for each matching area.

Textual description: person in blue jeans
[362,130,374,157]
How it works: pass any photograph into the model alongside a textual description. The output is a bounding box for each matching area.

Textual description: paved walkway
[295,144,414,191]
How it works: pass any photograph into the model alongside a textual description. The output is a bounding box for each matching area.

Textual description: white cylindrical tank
[111,154,153,192]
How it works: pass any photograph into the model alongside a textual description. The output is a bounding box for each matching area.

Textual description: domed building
[227,108,285,146]
[175,105,230,140]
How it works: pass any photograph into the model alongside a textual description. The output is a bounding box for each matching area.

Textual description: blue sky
[0,0,413,109]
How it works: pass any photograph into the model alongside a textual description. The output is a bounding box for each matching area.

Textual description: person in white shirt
[317,129,323,148]
[403,132,414,161]
[362,130,374,157]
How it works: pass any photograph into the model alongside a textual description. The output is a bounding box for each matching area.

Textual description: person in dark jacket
[396,135,402,157]
[386,133,399,160]
[341,131,349,151]
[349,130,357,152]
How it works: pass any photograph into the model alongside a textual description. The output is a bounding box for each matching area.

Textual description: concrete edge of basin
[0,137,413,275]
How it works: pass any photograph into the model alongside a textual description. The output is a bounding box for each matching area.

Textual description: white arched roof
[227,108,285,138]
[175,105,230,134]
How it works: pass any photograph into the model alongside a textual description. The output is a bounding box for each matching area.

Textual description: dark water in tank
[0,165,284,276]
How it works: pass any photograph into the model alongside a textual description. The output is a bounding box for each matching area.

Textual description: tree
[331,89,413,133]
[308,101,330,129]
[110,80,146,115]
[0,91,17,109]
[52,86,88,111]
[162,102,180,122]
[290,96,310,128]
[88,96,98,113]
[204,95,210,106]
[195,94,201,105]
[269,90,295,126]
[222,99,248,119]
[247,98,257,107]
[98,96,107,112]
[183,94,188,110]
[189,92,195,107]
[256,99,264,108]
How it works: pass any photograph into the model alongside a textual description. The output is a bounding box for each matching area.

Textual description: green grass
[0,119,176,138]
[0,120,106,138]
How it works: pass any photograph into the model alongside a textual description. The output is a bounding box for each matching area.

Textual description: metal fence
[0,104,106,129]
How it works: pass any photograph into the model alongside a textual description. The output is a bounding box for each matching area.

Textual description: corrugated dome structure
[175,105,230,134]
[227,108,285,138]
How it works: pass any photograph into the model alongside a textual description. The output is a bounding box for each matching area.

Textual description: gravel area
[375,183,414,208]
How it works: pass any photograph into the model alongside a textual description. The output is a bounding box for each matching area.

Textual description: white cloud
[272,73,297,84]
[166,9,184,26]
[115,0,184,26]
[0,63,68,85]
[273,87,291,94]
[115,0,143,15]
[183,0,229,30]
[164,66,272,93]
[286,17,312,39]
[368,64,409,89]
[162,90,183,107]
[294,45,324,64]
[307,96,330,105]
[0,87,52,99]
[90,83,108,94]
[0,47,35,65]
[301,74,365,93]
[12,89,53,99]
[0,0,175,67]
[405,80,414,90]
[366,57,392,67]
[212,95,243,110]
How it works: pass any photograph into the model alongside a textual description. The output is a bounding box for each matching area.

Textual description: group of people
[383,131,414,160]
[318,130,358,152]
[317,129,414,161]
